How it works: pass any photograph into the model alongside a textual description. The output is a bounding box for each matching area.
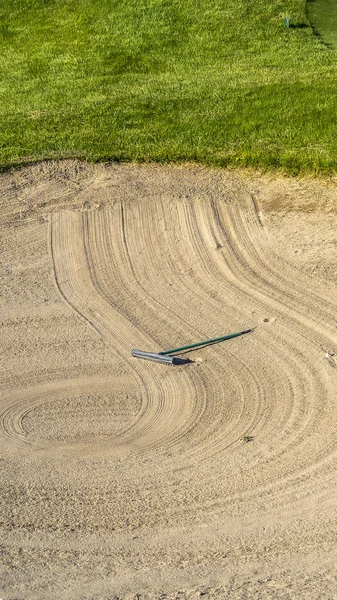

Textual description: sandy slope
[1,162,337,600]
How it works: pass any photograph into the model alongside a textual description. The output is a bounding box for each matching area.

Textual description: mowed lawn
[0,0,337,173]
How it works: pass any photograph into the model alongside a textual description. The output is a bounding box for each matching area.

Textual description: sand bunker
[1,162,337,599]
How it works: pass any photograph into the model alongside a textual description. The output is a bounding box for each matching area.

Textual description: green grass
[0,0,337,173]
[307,0,337,48]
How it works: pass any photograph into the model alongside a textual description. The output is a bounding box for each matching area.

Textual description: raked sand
[1,162,337,599]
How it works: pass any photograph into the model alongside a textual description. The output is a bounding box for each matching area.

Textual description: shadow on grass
[305,0,336,49]
[287,18,334,49]
[289,23,311,29]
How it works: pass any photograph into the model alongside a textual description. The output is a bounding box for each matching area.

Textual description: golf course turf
[0,0,336,173]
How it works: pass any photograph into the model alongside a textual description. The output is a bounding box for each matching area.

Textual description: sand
[1,161,337,600]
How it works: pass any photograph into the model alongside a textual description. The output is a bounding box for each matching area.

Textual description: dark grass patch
[307,0,337,48]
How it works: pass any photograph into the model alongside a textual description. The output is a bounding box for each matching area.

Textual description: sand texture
[1,162,337,599]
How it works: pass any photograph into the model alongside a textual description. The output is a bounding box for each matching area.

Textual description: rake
[132,329,252,365]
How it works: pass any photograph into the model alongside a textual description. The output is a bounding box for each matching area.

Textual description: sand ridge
[1,162,337,599]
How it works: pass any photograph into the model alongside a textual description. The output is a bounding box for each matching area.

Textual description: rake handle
[159,330,251,356]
